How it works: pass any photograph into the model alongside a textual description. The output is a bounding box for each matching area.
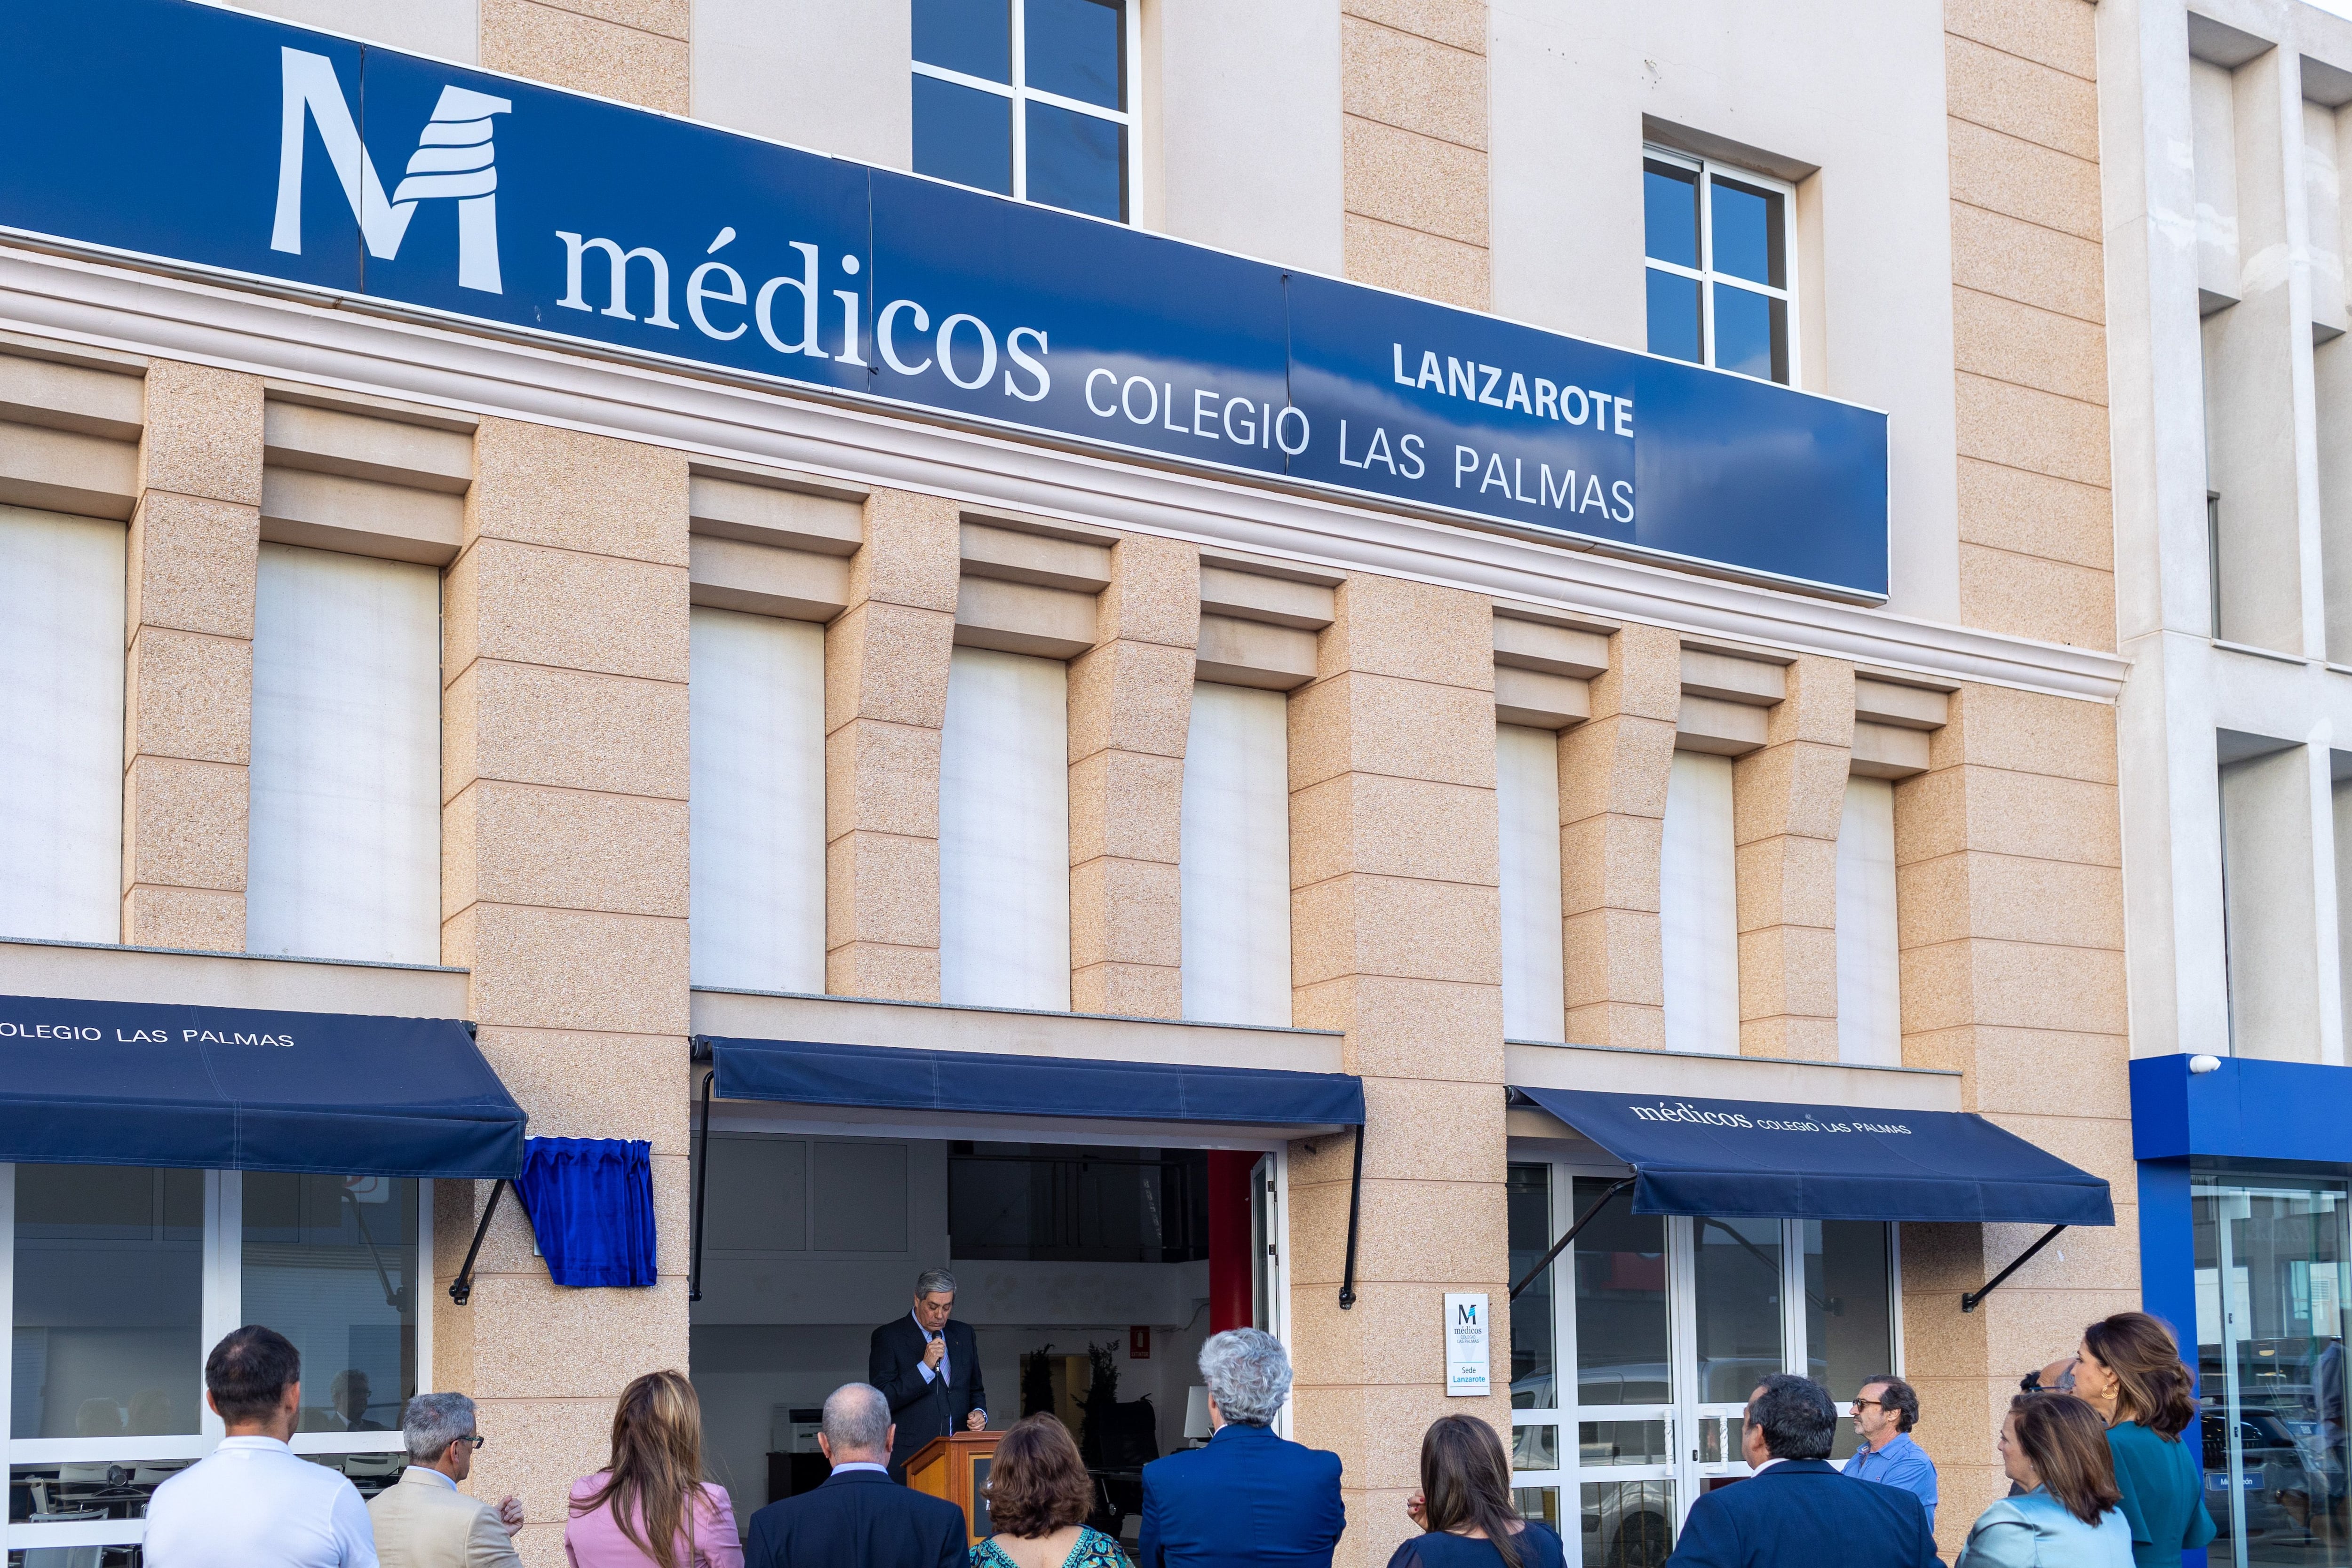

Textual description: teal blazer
[1955,1491,2133,1568]
[2105,1422,2217,1568]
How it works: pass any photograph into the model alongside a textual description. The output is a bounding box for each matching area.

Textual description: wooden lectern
[905,1431,1002,1546]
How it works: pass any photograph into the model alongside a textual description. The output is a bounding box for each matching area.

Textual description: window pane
[1512,1422,1559,1471]
[914,0,1011,82]
[1804,1220,1893,1462]
[1573,1178,1668,1405]
[1645,269,1702,366]
[1509,1164,1556,1409]
[242,1174,419,1434]
[1712,285,1788,382]
[1709,176,1786,287]
[1024,100,1124,220]
[1692,1217,1783,1404]
[1580,1419,1669,1465]
[1643,160,1700,268]
[1025,0,1122,110]
[12,1165,203,1439]
[914,74,1014,197]
[1516,1486,1564,1537]
[1583,1480,1674,1568]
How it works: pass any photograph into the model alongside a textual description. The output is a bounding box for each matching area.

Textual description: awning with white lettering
[1510,1085,2112,1225]
[0,994,525,1178]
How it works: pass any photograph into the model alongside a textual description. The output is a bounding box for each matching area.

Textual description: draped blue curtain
[512,1137,657,1287]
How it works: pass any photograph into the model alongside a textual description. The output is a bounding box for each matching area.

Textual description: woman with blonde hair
[2069,1313,2215,1568]
[1955,1394,2132,1568]
[970,1413,1122,1568]
[565,1369,743,1568]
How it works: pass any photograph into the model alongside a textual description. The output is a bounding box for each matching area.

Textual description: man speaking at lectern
[870,1268,988,1480]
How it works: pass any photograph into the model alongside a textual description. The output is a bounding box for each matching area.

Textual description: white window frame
[912,0,1143,222]
[1503,1154,1901,1566]
[0,1164,431,1556]
[1641,146,1801,387]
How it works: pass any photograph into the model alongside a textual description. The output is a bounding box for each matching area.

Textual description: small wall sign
[1445,1292,1490,1397]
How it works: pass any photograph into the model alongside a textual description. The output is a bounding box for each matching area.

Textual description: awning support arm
[689,1067,714,1304]
[1961,1224,2067,1313]
[1510,1178,1635,1302]
[1338,1122,1366,1310]
[446,1178,506,1306]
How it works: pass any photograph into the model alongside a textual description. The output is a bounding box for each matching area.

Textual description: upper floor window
[912,0,1132,223]
[1643,148,1795,385]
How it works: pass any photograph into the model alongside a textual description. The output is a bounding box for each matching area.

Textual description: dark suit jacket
[1137,1421,1345,1568]
[868,1314,986,1479]
[1665,1459,1943,1568]
[745,1468,966,1568]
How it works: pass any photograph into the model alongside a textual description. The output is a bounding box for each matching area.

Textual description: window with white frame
[1642,149,1796,386]
[912,0,1135,223]
[1179,684,1293,1027]
[5,1164,426,1557]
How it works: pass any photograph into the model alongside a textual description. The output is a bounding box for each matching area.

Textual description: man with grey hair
[1137,1329,1345,1567]
[868,1267,987,1480]
[746,1383,965,1568]
[366,1392,523,1568]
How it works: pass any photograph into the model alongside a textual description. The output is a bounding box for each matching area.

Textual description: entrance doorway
[1505,1160,1900,1568]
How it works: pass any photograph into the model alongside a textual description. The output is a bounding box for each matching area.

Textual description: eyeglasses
[458,1435,487,1450]
[1851,1400,1886,1412]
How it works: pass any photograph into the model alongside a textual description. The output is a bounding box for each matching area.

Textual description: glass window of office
[912,0,1133,223]
[2193,1171,2352,1568]
[1642,149,1796,386]
[8,1166,426,1561]
[1508,1162,1897,1567]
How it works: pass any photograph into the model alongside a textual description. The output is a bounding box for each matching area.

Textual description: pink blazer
[564,1474,743,1568]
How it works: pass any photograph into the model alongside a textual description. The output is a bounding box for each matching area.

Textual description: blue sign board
[0,0,1890,597]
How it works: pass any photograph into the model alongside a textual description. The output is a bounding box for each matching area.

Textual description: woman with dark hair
[1389,1414,1565,1568]
[1956,1394,2132,1568]
[2071,1313,2216,1568]
[971,1413,1123,1568]
[565,1369,742,1568]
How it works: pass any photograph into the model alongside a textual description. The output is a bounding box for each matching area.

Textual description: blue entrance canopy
[702,1036,1366,1130]
[1514,1085,2112,1226]
[0,993,526,1178]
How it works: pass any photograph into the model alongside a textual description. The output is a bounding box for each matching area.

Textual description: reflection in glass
[1693,1218,1783,1403]
[1025,0,1122,109]
[1025,101,1124,221]
[1805,1220,1895,1461]
[1574,1178,1668,1405]
[1645,271,1702,366]
[1708,178,1786,287]
[914,0,1011,81]
[1580,1421,1668,1466]
[1513,1423,1559,1472]
[12,1166,204,1440]
[2194,1177,2352,1568]
[1510,1164,1556,1409]
[914,75,1014,197]
[1712,286,1788,384]
[242,1175,419,1435]
[1583,1479,1674,1568]
[1516,1486,1564,1536]
[1643,161,1700,268]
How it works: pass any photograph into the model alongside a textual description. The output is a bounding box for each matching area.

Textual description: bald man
[744,1384,966,1568]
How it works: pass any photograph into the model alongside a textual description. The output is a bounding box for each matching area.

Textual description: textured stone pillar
[1895,681,2132,1550]
[1733,656,1855,1061]
[437,417,692,1567]
[1340,0,1491,310]
[1068,535,1198,1018]
[1556,623,1679,1049]
[479,0,689,112]
[824,489,958,1003]
[121,361,262,952]
[1287,575,1506,1568]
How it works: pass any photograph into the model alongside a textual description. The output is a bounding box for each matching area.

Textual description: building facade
[0,1,2130,1565]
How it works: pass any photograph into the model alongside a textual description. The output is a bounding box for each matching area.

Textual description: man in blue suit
[746,1383,966,1568]
[1138,1328,1345,1568]
[1668,1374,1943,1568]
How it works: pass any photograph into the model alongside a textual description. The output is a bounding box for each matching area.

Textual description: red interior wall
[1206,1150,1257,1333]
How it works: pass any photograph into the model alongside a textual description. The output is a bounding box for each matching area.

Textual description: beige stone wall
[1341,0,1490,311]
[122,362,263,953]
[437,418,694,1566]
[479,0,690,112]
[1947,0,2114,648]
[1733,657,1855,1063]
[1286,576,1509,1568]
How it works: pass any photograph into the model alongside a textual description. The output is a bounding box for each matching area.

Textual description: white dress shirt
[145,1435,379,1568]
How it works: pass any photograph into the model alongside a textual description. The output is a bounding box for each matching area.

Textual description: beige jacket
[368,1466,524,1568]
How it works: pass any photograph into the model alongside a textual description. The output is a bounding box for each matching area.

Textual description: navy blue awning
[702,1036,1365,1130]
[1513,1086,2113,1225]
[0,994,526,1178]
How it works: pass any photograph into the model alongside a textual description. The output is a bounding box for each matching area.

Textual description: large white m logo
[270,48,513,293]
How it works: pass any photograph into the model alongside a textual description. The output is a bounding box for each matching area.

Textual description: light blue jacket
[1955,1490,2134,1568]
